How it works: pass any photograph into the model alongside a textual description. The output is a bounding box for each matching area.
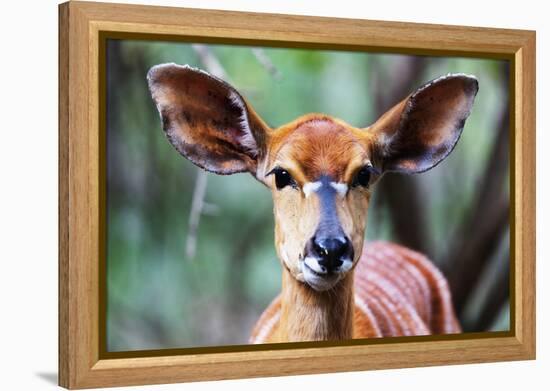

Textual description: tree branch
[252,48,282,80]
[185,169,208,259]
[184,44,227,259]
[192,44,228,79]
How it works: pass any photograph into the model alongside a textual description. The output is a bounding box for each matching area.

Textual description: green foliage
[106,39,509,351]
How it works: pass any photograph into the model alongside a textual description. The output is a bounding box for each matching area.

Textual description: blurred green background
[106,39,510,352]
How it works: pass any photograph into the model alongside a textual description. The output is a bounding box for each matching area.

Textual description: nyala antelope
[148,63,478,343]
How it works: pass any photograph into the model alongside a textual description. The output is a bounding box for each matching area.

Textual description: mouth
[300,260,342,291]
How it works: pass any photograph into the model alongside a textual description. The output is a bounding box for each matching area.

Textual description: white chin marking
[304,256,326,274]
[303,181,322,197]
[339,259,353,273]
[330,182,348,196]
[301,262,337,291]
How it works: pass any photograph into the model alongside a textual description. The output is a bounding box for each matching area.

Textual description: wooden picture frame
[58,1,536,388]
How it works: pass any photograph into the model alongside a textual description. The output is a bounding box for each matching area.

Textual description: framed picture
[58,1,536,389]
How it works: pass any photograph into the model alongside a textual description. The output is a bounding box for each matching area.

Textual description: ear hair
[228,90,259,156]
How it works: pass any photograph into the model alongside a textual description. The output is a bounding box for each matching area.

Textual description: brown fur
[147,64,271,175]
[147,65,478,344]
[250,242,460,343]
[266,115,374,181]
[276,269,355,341]
[265,116,373,280]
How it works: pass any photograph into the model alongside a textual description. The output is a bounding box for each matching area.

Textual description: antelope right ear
[147,63,271,176]
[369,74,479,174]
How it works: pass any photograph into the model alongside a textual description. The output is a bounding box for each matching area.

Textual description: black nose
[311,236,352,273]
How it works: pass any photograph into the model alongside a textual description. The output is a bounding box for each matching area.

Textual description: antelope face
[148,64,478,292]
[265,117,377,291]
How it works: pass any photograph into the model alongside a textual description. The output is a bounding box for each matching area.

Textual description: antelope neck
[278,268,355,341]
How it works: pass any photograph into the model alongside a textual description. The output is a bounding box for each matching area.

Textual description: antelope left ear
[147,63,271,176]
[369,74,479,174]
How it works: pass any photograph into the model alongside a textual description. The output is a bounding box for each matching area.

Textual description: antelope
[147,63,478,343]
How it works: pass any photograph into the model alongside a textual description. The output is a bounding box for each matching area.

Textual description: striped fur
[147,66,473,344]
[250,241,460,343]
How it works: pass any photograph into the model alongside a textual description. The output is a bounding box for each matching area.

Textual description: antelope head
[148,64,478,292]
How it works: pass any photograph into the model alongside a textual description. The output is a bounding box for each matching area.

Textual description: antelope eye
[269,167,296,190]
[352,166,372,188]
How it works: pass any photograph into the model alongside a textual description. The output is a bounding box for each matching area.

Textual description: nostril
[337,237,351,258]
[312,239,327,269]
[312,237,327,257]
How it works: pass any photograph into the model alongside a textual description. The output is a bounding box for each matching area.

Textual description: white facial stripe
[304,181,348,197]
[330,182,348,196]
[303,181,322,197]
